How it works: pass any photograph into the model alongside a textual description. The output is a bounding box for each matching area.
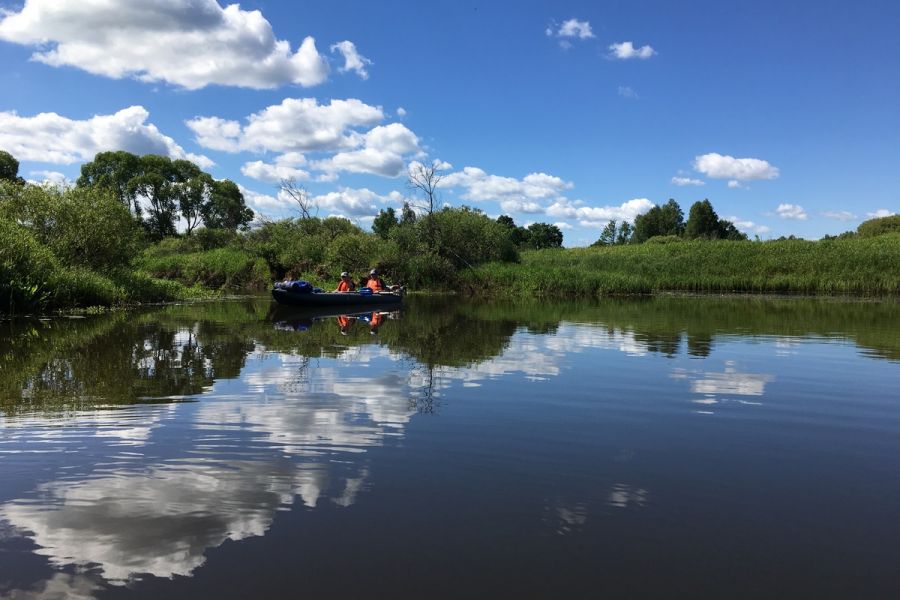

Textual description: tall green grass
[462,235,900,297]
[137,247,271,290]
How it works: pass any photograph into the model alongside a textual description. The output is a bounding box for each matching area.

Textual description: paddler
[335,271,356,292]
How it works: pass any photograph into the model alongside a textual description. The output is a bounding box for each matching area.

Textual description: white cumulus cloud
[241,159,309,184]
[866,209,895,218]
[0,105,212,167]
[27,170,71,187]
[608,41,656,60]
[547,198,654,227]
[693,152,779,181]
[0,0,341,90]
[186,97,385,154]
[821,210,858,221]
[442,167,573,204]
[671,176,705,186]
[330,40,372,80]
[312,123,422,178]
[776,203,807,220]
[309,187,404,218]
[727,216,771,235]
[553,18,594,39]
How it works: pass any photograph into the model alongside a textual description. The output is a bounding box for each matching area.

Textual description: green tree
[524,222,564,249]
[76,151,142,213]
[594,220,618,246]
[127,155,178,240]
[372,207,399,239]
[633,199,684,243]
[616,221,634,245]
[400,202,417,225]
[0,183,139,272]
[684,199,722,239]
[719,220,748,241]
[178,174,213,235]
[497,214,527,246]
[0,150,24,184]
[202,179,254,231]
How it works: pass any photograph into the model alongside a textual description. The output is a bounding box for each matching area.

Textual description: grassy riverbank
[462,234,900,297]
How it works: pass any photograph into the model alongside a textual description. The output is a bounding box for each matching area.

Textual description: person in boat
[366,269,402,293]
[366,269,386,292]
[335,271,356,292]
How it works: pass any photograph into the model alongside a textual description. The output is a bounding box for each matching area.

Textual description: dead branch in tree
[279,177,317,219]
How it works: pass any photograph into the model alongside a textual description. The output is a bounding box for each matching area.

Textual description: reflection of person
[335,272,356,292]
[369,311,384,335]
[337,314,355,335]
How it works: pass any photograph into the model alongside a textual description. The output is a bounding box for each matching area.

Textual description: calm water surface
[1,296,898,598]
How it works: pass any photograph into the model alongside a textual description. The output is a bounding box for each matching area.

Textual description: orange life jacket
[337,315,352,328]
[367,277,384,292]
[370,312,384,327]
[337,280,353,292]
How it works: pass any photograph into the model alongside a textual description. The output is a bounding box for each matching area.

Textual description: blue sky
[1,0,897,244]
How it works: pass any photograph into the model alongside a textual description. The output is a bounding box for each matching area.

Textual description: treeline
[1,149,258,312]
[1,150,536,312]
[591,198,747,246]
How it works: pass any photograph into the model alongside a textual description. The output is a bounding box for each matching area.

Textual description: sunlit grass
[462,235,900,297]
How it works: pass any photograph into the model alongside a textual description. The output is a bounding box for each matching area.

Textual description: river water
[0,296,898,598]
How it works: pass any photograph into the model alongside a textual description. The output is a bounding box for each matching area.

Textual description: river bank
[462,234,900,297]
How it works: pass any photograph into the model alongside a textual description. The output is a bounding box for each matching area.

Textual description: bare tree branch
[279,177,317,219]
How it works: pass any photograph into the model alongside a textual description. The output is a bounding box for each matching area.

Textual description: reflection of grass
[2,295,897,416]
[463,235,900,297]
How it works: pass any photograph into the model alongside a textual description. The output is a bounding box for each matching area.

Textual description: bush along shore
[2,149,899,314]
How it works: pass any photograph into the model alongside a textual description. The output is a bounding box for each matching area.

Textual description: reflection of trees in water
[2,294,897,414]
[1,311,256,414]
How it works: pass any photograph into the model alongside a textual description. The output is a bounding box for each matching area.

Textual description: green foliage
[523,222,564,249]
[858,214,900,237]
[684,199,722,239]
[593,220,618,246]
[372,207,399,239]
[138,247,271,290]
[683,199,748,240]
[326,233,384,274]
[0,217,57,312]
[633,199,685,242]
[400,202,417,225]
[179,174,213,235]
[76,150,142,210]
[77,151,252,239]
[203,179,254,231]
[644,235,684,244]
[193,227,242,251]
[47,267,121,308]
[464,235,900,297]
[401,252,456,288]
[0,183,141,272]
[0,149,24,184]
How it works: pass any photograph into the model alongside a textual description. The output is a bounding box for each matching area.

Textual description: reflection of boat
[272,288,403,308]
[270,303,400,323]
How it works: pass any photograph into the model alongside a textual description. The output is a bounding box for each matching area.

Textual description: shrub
[47,267,120,308]
[0,183,141,272]
[858,215,900,237]
[0,217,58,312]
[645,235,684,244]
